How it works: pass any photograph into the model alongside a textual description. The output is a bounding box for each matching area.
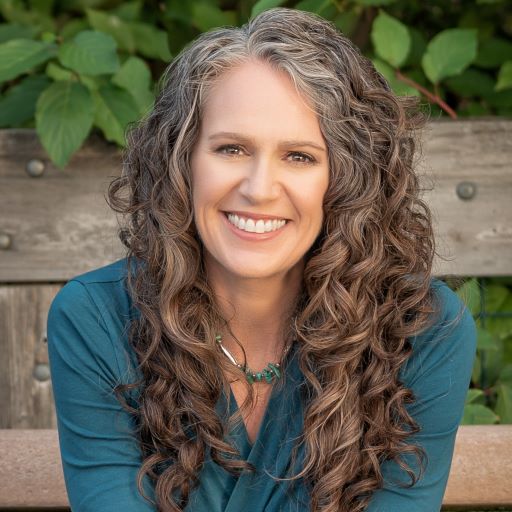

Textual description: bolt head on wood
[25,159,46,177]
[456,181,477,200]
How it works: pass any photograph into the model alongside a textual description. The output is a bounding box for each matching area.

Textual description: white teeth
[227,213,287,233]
[245,218,256,232]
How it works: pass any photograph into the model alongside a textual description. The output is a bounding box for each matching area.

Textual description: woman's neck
[206,258,303,364]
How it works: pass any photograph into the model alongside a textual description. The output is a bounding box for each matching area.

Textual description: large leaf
[112,1,142,21]
[0,39,56,82]
[0,22,38,43]
[0,74,50,127]
[58,30,119,76]
[421,28,478,84]
[496,384,512,423]
[496,61,512,92]
[86,8,136,53]
[251,0,287,18]
[371,11,411,68]
[461,403,499,425]
[111,56,154,115]
[129,22,172,61]
[465,388,486,405]
[294,0,332,15]
[191,3,237,32]
[93,84,140,146]
[36,80,94,167]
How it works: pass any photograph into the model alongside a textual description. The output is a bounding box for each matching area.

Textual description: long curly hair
[107,7,441,512]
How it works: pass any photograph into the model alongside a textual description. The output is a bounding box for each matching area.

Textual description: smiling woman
[46,6,476,512]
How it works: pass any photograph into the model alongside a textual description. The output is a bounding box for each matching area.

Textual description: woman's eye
[216,144,244,156]
[288,152,315,164]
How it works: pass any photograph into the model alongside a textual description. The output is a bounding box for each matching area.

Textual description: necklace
[215,334,291,384]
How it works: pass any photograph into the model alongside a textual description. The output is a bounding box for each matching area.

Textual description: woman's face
[190,59,329,281]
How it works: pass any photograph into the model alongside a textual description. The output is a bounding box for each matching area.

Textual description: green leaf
[86,9,136,53]
[372,58,419,96]
[129,22,171,61]
[58,30,119,76]
[294,0,332,14]
[465,388,486,404]
[445,68,495,98]
[371,11,411,68]
[0,22,38,43]
[59,19,89,41]
[36,80,94,167]
[29,0,54,15]
[402,27,427,68]
[112,1,142,21]
[496,384,512,423]
[190,2,237,31]
[421,29,478,84]
[111,56,154,115]
[0,39,56,83]
[486,283,509,311]
[499,364,512,384]
[474,37,512,69]
[332,10,360,37]
[486,294,512,341]
[455,278,482,316]
[0,0,55,32]
[0,74,50,127]
[477,327,500,351]
[46,61,75,81]
[251,0,287,18]
[461,403,499,425]
[93,84,140,146]
[496,61,512,92]
[355,0,396,4]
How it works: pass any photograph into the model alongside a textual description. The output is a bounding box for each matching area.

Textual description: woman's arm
[366,281,477,512]
[47,279,156,512]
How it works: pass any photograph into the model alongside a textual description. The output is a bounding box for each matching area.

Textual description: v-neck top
[47,258,477,512]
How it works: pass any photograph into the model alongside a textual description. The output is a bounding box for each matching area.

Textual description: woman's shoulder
[47,257,141,386]
[399,277,477,393]
[49,257,138,327]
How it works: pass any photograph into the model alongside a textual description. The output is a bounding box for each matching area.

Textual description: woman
[47,7,476,512]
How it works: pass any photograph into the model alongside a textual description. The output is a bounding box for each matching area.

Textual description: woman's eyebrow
[208,131,326,152]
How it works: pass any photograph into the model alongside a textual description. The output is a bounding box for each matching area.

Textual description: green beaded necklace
[215,334,291,384]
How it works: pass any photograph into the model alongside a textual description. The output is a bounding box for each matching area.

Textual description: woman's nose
[239,157,280,203]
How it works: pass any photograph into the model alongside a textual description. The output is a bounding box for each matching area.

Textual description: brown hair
[107,7,440,511]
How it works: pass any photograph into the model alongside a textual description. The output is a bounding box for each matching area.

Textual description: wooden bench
[1,121,511,510]
[0,427,511,510]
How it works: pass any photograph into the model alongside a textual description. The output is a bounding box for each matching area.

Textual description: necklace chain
[215,334,291,384]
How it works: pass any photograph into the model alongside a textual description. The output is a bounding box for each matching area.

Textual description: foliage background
[1,0,512,429]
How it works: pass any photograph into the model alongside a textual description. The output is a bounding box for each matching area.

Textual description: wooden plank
[0,284,61,428]
[0,130,124,282]
[0,426,510,508]
[443,425,512,508]
[0,120,511,281]
[422,118,512,277]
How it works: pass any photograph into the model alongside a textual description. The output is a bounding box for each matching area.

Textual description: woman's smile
[221,210,290,241]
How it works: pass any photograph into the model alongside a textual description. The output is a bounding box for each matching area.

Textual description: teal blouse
[47,258,477,512]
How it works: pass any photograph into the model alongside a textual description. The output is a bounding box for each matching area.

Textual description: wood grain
[0,284,61,428]
[0,120,511,281]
